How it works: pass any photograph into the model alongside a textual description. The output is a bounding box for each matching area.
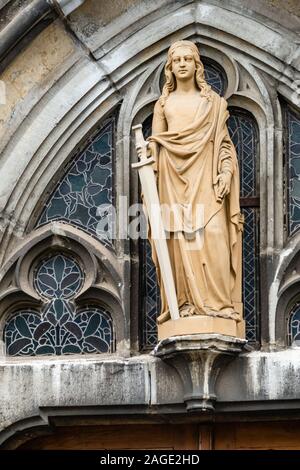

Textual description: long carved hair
[159,40,211,107]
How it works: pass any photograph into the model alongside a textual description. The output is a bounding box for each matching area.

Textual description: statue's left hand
[216,172,231,199]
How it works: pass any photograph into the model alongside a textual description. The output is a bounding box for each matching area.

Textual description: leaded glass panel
[241,207,260,342]
[140,239,161,348]
[288,303,300,346]
[5,310,42,356]
[37,118,115,247]
[203,59,227,97]
[34,254,83,299]
[228,110,260,343]
[4,254,114,356]
[285,105,300,235]
[228,112,258,197]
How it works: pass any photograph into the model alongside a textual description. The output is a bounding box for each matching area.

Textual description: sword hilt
[132,124,149,162]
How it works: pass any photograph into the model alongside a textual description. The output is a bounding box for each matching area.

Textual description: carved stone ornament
[153,334,246,411]
[133,40,245,340]
[133,41,247,409]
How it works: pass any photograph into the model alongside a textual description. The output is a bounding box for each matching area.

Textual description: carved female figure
[146,41,243,325]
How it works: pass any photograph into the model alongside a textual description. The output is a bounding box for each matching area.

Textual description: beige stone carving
[140,41,244,337]
[132,124,180,321]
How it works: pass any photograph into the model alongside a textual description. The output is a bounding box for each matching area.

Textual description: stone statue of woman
[145,40,243,330]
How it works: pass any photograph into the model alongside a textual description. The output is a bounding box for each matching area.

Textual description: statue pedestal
[154,333,246,411]
[158,316,245,341]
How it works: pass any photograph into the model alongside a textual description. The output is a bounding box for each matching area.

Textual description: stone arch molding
[0,222,126,357]
[272,233,300,347]
[0,1,299,347]
[0,6,297,256]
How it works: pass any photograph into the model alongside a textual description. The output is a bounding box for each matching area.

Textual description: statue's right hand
[136,146,143,159]
[136,142,151,160]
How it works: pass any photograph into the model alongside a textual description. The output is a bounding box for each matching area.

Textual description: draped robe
[147,90,243,324]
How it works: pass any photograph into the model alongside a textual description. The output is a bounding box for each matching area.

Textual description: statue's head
[160,40,211,106]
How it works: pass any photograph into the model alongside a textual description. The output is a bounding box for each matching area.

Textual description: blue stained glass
[141,240,161,348]
[37,118,115,247]
[4,254,114,356]
[242,207,260,342]
[228,112,258,197]
[75,307,114,353]
[5,311,41,356]
[228,110,260,343]
[34,254,83,299]
[288,303,300,346]
[203,59,227,96]
[286,106,300,235]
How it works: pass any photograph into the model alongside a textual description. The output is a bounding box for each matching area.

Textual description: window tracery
[4,253,115,356]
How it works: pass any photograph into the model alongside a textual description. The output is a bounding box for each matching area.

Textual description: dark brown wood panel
[19,424,200,450]
[214,421,300,450]
[17,421,300,450]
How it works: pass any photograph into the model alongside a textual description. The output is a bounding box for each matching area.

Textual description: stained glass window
[288,303,300,346]
[284,105,300,235]
[203,58,227,97]
[140,238,161,348]
[34,254,83,299]
[140,67,260,348]
[37,117,115,247]
[139,117,160,347]
[4,254,114,356]
[228,109,260,343]
[228,112,258,197]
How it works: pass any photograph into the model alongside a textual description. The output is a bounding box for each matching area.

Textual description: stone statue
[137,40,244,336]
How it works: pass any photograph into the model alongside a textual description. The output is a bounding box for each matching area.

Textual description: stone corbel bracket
[153,333,246,412]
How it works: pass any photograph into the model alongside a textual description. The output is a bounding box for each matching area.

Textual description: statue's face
[171,46,196,81]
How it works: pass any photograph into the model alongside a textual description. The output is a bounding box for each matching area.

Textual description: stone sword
[132,124,180,321]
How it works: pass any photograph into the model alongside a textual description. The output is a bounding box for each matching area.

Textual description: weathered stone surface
[265,0,300,17]
[217,349,300,402]
[67,0,300,60]
[147,355,184,405]
[68,0,141,44]
[0,0,34,33]
[2,349,300,438]
[68,0,185,55]
[0,20,79,147]
[54,0,86,17]
[70,0,139,27]
[0,356,151,433]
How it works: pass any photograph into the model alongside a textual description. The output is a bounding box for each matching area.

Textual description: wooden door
[19,424,202,450]
[15,420,300,450]
[214,421,300,450]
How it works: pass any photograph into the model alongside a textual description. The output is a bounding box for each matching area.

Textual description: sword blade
[138,164,180,321]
